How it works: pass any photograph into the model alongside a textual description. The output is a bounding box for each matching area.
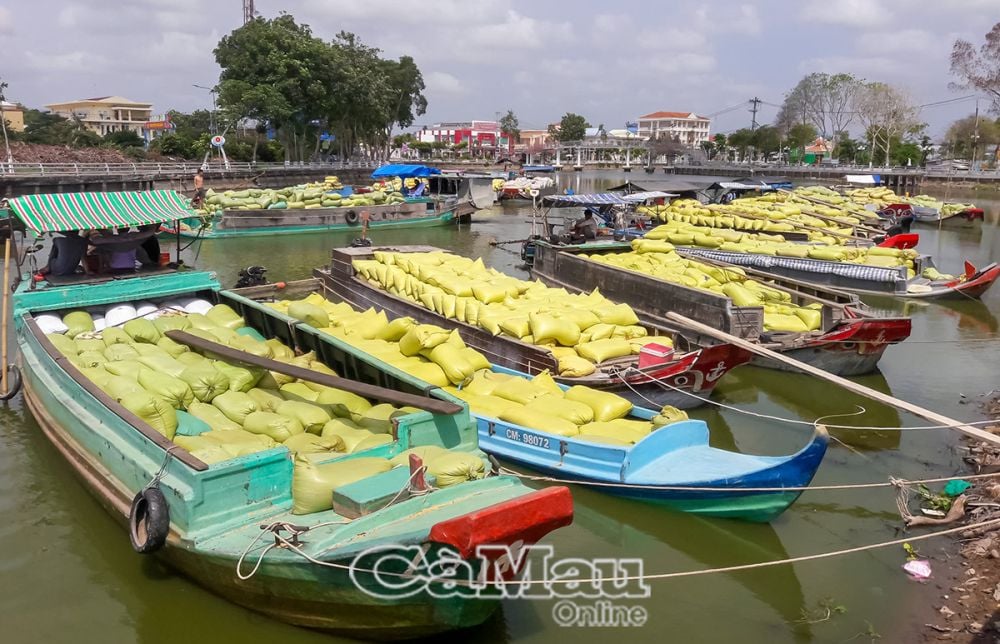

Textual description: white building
[636,111,711,146]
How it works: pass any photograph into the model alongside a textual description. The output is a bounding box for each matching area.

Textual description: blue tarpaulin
[371,164,442,179]
[542,193,627,206]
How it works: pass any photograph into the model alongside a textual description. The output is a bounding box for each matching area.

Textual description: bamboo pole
[1,237,10,396]
[664,311,1000,447]
[776,188,882,226]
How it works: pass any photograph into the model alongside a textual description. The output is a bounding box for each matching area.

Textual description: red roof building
[637,111,711,146]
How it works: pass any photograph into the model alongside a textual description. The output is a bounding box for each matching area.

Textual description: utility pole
[749,97,761,131]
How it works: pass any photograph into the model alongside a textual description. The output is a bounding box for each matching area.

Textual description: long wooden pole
[777,188,882,227]
[1,237,10,396]
[664,312,1000,447]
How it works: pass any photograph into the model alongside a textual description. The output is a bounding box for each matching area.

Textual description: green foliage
[499,109,520,142]
[103,129,144,149]
[787,123,818,152]
[944,113,1000,159]
[214,16,426,162]
[15,109,101,147]
[550,113,589,142]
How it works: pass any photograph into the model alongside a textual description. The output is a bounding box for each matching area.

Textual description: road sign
[211,135,226,148]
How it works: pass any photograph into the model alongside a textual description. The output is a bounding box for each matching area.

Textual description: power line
[749,97,761,131]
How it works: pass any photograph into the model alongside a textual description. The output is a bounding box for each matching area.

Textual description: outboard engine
[234,265,268,288]
[350,237,373,248]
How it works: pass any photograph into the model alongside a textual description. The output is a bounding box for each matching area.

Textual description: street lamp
[192,84,217,135]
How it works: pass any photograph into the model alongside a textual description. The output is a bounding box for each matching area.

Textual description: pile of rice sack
[351,251,676,377]
[42,298,487,514]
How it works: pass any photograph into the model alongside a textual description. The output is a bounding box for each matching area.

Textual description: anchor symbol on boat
[706,362,728,381]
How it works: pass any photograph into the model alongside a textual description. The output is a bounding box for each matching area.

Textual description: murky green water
[2,171,999,643]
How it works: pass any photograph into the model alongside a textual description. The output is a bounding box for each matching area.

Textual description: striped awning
[6,190,194,233]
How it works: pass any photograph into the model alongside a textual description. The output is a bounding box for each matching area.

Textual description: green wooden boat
[6,191,573,640]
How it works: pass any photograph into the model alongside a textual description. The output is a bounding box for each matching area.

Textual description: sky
[0,0,996,139]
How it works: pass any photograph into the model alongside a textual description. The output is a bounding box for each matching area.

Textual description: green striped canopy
[6,190,194,233]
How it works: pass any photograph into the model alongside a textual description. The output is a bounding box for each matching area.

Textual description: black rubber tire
[345,210,359,225]
[0,364,21,401]
[129,486,170,554]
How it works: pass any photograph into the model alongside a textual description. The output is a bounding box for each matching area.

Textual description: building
[417,120,514,156]
[44,96,153,137]
[804,137,834,164]
[636,111,711,146]
[1,100,25,132]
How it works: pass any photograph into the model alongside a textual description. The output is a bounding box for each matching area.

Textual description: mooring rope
[237,514,1000,585]
[616,366,998,432]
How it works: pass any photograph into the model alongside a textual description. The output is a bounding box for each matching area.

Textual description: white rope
[495,463,1000,493]
[247,514,1000,586]
[618,366,998,432]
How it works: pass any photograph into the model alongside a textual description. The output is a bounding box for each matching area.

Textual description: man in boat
[192,168,206,207]
[568,209,599,242]
[360,209,370,240]
[39,230,89,277]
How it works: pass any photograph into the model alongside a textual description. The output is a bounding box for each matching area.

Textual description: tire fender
[345,210,359,225]
[129,486,169,554]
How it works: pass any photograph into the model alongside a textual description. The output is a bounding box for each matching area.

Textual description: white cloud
[800,0,892,28]
[797,54,899,76]
[303,0,510,26]
[24,50,109,73]
[56,7,80,28]
[0,6,12,34]
[424,71,466,96]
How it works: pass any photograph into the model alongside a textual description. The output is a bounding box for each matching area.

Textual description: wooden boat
[233,280,827,523]
[317,245,754,410]
[676,247,1000,301]
[172,198,458,239]
[529,240,912,376]
[6,192,572,640]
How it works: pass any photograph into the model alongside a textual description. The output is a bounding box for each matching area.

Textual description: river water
[2,171,999,643]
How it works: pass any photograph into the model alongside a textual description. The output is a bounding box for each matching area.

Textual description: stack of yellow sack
[350,251,675,375]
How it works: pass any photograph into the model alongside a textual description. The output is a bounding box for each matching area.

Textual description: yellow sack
[275,400,332,435]
[594,303,639,326]
[426,452,486,487]
[492,377,549,405]
[212,391,259,425]
[179,363,231,403]
[389,445,450,467]
[188,401,243,432]
[764,313,810,333]
[578,420,651,444]
[120,391,178,439]
[552,309,601,331]
[558,355,596,377]
[525,394,594,425]
[243,411,306,442]
[321,421,376,450]
[652,405,689,426]
[138,369,195,410]
[499,406,580,436]
[283,432,345,455]
[794,308,822,331]
[375,316,415,342]
[399,324,451,357]
[498,316,531,339]
[424,342,476,385]
[291,455,392,514]
[201,429,277,457]
[576,338,632,363]
[722,283,762,307]
[529,314,581,346]
[565,386,632,422]
[530,370,563,395]
[247,387,285,412]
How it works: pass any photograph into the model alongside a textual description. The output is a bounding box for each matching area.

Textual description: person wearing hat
[569,208,598,242]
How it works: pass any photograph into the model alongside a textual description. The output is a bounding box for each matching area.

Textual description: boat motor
[234,265,268,288]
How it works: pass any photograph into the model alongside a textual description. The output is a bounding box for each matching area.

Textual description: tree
[15,109,101,147]
[549,113,589,142]
[215,15,339,162]
[700,140,716,159]
[713,133,728,160]
[853,82,920,165]
[751,125,781,157]
[499,109,520,144]
[103,129,144,149]
[787,122,818,155]
[777,73,860,153]
[951,22,1000,113]
[944,113,1000,160]
[649,134,684,162]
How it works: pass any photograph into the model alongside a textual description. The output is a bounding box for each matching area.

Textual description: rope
[143,445,181,492]
[495,463,1000,493]
[245,514,1000,586]
[617,366,998,432]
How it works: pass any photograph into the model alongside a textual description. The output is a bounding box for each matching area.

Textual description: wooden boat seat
[333,467,425,519]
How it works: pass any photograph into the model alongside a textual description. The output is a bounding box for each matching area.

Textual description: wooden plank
[776,188,884,232]
[663,312,1000,447]
[165,330,464,416]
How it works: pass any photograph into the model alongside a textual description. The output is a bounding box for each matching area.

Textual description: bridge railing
[0,160,374,178]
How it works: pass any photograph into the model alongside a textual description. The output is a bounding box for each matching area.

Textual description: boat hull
[173,204,456,239]
[530,241,909,375]
[477,416,828,523]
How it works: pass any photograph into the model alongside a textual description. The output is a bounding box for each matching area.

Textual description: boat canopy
[542,193,627,206]
[6,190,195,233]
[845,174,881,185]
[371,164,442,179]
[621,191,677,202]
